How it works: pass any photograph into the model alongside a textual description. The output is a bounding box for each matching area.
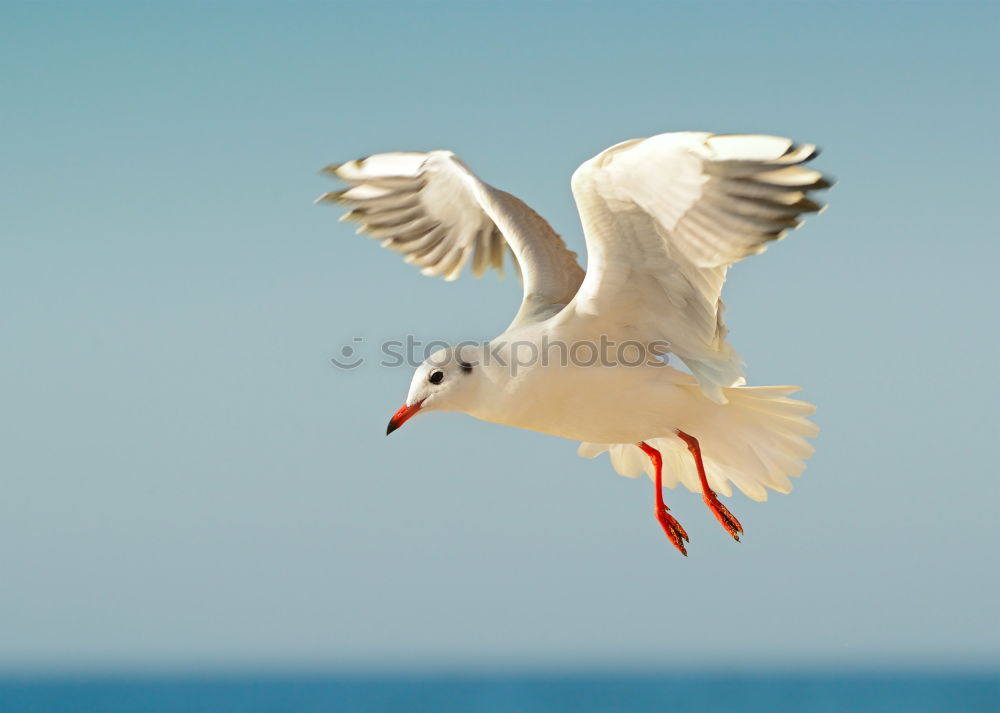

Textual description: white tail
[578,385,818,501]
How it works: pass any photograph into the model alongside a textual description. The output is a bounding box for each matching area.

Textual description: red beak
[386,400,423,435]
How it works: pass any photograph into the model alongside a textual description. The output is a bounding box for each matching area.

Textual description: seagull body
[320,131,830,554]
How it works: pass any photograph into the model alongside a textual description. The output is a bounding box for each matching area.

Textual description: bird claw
[704,493,743,542]
[656,505,689,556]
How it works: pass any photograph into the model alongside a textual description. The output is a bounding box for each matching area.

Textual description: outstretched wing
[318,151,584,328]
[562,132,831,402]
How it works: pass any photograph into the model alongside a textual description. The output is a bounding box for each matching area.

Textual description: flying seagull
[318,131,830,555]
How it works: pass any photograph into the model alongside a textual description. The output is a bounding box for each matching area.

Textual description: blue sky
[1,1,998,672]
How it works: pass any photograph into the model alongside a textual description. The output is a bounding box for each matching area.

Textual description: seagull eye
[428,370,444,385]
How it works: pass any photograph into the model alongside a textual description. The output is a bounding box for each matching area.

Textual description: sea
[0,672,997,713]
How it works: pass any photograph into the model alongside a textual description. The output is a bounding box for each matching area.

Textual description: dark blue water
[0,672,996,713]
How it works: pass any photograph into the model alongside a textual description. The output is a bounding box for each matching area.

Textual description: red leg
[637,441,689,556]
[675,430,743,541]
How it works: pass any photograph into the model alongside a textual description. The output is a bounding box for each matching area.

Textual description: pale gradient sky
[2,1,999,672]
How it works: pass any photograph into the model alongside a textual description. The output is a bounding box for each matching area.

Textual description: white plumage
[319,130,831,552]
[565,132,829,401]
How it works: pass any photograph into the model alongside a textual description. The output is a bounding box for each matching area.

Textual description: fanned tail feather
[578,385,817,501]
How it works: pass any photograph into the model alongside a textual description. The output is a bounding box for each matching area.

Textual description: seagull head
[386,346,483,435]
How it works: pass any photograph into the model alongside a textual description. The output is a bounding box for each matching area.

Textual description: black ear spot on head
[458,359,473,374]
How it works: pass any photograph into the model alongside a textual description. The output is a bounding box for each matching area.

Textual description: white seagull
[319,131,830,555]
